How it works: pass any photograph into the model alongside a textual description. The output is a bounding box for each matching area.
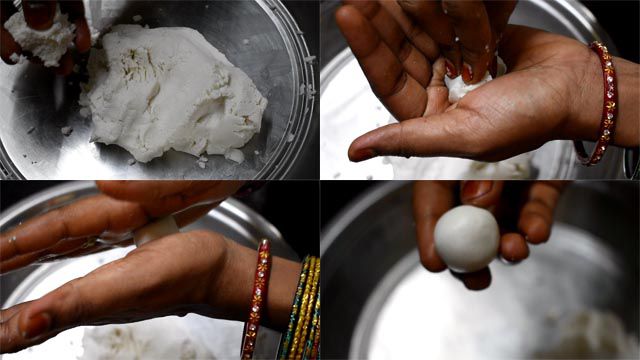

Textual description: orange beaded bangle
[241,239,272,359]
[573,41,618,166]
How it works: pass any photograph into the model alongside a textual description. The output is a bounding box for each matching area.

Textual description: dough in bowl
[79,25,267,163]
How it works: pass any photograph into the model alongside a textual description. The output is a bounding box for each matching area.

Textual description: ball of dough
[434,205,500,273]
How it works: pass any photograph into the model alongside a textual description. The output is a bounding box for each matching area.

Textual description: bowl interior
[0,0,310,179]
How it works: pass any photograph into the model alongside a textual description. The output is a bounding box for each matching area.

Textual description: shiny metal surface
[321,181,639,358]
[320,0,625,179]
[0,181,299,359]
[0,0,316,180]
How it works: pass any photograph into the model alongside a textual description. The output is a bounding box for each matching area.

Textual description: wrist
[570,48,639,147]
[213,239,300,331]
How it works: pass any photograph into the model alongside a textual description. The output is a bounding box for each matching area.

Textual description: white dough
[434,205,500,273]
[5,6,75,67]
[444,56,507,103]
[133,216,179,247]
[80,25,267,163]
[388,152,531,179]
[542,310,640,359]
[79,317,215,360]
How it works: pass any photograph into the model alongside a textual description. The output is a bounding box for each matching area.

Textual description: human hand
[1,0,91,75]
[413,180,567,290]
[0,181,244,273]
[342,23,639,162]
[396,0,517,83]
[0,230,300,354]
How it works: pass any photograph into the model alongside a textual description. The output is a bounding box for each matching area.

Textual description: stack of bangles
[240,239,321,359]
[573,41,618,166]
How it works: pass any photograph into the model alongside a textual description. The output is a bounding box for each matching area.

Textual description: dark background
[582,0,639,62]
[0,180,319,257]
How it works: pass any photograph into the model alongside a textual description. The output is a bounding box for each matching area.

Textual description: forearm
[214,239,301,332]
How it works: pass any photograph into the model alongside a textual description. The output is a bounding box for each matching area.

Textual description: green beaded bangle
[278,256,311,359]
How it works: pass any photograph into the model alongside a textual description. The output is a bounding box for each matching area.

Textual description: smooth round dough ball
[434,205,500,273]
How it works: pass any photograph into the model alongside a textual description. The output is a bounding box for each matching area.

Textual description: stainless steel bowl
[321,181,639,358]
[0,181,299,359]
[0,0,316,180]
[320,0,625,180]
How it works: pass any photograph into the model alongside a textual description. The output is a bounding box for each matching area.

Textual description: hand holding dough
[434,205,500,273]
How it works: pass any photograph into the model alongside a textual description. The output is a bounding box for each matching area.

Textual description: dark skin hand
[0,180,302,354]
[337,2,640,162]
[0,230,301,354]
[413,180,567,290]
[396,0,518,83]
[1,0,91,75]
[0,181,244,273]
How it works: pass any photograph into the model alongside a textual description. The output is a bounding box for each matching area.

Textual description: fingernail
[444,59,457,78]
[461,181,493,201]
[350,148,377,162]
[462,63,473,83]
[23,312,51,339]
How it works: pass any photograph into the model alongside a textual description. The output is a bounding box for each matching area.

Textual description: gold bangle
[295,259,320,359]
[290,256,316,358]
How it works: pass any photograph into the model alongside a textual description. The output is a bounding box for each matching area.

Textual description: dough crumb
[224,149,244,163]
[127,158,136,166]
[61,126,73,136]
[197,161,206,169]
[26,126,35,134]
[9,52,28,64]
[243,39,250,45]
[132,15,142,22]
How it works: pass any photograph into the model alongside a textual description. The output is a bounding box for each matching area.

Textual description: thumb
[348,108,487,162]
[459,181,504,209]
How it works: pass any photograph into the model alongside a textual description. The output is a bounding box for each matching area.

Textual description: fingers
[460,180,504,209]
[397,0,460,77]
[518,181,566,244]
[348,108,485,162]
[73,17,91,53]
[0,230,225,354]
[53,51,73,76]
[451,267,492,290]
[95,180,243,216]
[378,0,439,60]
[484,0,518,42]
[412,181,456,272]
[441,0,494,84]
[59,0,90,53]
[22,0,56,31]
[0,27,21,64]
[335,4,428,120]
[499,232,529,262]
[343,0,431,88]
[0,195,149,265]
